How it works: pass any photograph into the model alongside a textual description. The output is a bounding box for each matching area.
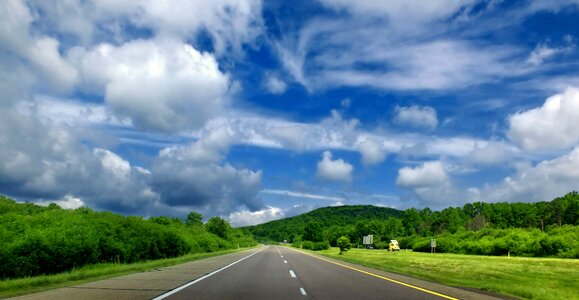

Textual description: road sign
[431,238,436,253]
[363,235,373,245]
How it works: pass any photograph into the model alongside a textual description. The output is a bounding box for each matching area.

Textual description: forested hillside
[246,205,403,243]
[0,196,256,279]
[246,192,579,258]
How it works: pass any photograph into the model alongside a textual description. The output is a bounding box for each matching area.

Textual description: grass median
[0,247,257,299]
[314,247,578,300]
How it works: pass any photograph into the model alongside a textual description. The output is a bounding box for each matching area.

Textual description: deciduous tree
[186,211,203,227]
[337,236,351,255]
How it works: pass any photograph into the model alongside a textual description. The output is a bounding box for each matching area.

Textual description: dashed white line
[281,255,284,258]
[300,288,307,296]
[289,270,296,278]
[284,260,287,264]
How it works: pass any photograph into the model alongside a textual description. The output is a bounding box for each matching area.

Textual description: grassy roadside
[0,247,257,299]
[313,248,579,300]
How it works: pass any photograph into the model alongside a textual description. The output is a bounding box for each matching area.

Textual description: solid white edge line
[300,287,307,296]
[289,270,296,278]
[152,247,267,300]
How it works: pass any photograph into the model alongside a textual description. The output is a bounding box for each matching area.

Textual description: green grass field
[0,248,253,299]
[316,248,579,300]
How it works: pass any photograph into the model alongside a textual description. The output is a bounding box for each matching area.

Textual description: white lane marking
[300,288,307,296]
[284,260,287,264]
[281,255,284,258]
[152,247,267,300]
[289,270,296,278]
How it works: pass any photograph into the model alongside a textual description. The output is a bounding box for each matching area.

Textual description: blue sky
[1,0,579,226]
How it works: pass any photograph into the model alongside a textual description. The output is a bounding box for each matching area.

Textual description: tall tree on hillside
[566,192,579,225]
[303,222,324,242]
[488,203,512,229]
[186,211,203,226]
[553,192,579,225]
[510,202,536,228]
[438,207,466,234]
[366,220,384,236]
[324,225,350,246]
[205,217,231,238]
[402,208,421,236]
[383,217,404,239]
[535,201,551,231]
[467,214,487,231]
[353,221,369,243]
[418,208,434,236]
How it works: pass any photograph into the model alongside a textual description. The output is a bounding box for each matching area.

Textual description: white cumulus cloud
[316,151,354,183]
[358,139,387,166]
[37,195,86,210]
[160,127,233,164]
[508,87,579,151]
[0,0,78,96]
[393,105,438,129]
[483,147,579,202]
[264,74,288,94]
[228,206,285,227]
[28,0,263,56]
[396,161,448,187]
[467,141,518,166]
[69,39,230,133]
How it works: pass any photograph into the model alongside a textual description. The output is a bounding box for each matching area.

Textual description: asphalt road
[11,246,503,300]
[155,246,496,300]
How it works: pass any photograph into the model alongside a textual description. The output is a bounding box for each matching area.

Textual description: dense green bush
[409,226,578,258]
[300,241,330,251]
[0,196,256,279]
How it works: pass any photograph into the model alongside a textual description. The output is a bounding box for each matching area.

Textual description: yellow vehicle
[389,240,400,251]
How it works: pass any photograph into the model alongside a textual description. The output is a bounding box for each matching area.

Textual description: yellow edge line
[291,248,459,300]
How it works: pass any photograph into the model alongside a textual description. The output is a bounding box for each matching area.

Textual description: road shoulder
[284,246,507,300]
[8,247,264,300]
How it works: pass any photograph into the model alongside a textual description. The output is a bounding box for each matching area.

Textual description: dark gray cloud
[0,109,156,213]
[0,108,263,218]
[149,133,263,216]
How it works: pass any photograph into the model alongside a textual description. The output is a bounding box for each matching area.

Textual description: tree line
[248,192,579,258]
[0,196,256,279]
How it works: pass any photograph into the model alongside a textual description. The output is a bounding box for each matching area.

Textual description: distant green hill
[245,205,403,242]
[244,193,579,258]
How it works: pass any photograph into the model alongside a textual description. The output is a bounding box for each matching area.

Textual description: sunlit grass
[0,247,254,298]
[315,248,579,300]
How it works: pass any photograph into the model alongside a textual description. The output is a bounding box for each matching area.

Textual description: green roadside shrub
[301,241,330,251]
[0,197,257,279]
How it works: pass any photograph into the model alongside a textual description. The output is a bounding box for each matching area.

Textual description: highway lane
[159,246,305,300]
[156,246,498,300]
[280,247,444,300]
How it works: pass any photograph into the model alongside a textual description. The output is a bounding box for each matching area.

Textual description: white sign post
[431,238,436,253]
[363,235,373,248]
